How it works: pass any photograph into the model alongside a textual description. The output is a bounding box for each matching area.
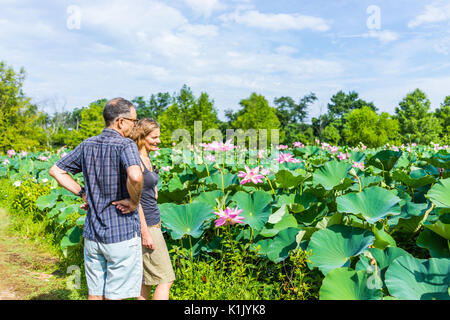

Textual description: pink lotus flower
[392,146,399,152]
[293,142,304,148]
[7,150,16,158]
[315,139,320,145]
[202,140,236,152]
[260,168,270,176]
[352,161,365,171]
[20,151,28,157]
[161,166,170,172]
[38,155,49,161]
[205,154,215,162]
[213,207,245,227]
[277,152,301,164]
[238,165,264,185]
[276,144,289,150]
[257,150,265,159]
[337,152,350,160]
[329,146,339,154]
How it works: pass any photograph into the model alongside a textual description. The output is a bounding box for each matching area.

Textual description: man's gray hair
[103,97,135,127]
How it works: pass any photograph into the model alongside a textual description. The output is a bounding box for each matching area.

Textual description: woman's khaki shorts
[142,222,176,286]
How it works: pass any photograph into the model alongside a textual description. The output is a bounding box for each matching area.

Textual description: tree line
[1,61,449,153]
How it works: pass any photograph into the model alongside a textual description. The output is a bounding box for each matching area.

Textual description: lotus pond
[1,142,450,300]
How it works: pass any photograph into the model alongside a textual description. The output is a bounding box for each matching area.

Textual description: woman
[130,118,175,300]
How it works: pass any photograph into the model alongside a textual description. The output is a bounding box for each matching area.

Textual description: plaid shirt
[56,128,141,244]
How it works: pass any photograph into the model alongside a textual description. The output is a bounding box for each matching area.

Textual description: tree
[133,92,172,120]
[232,93,282,146]
[322,124,341,145]
[395,89,442,144]
[0,61,47,153]
[158,85,220,147]
[273,93,317,145]
[435,96,450,144]
[328,91,378,118]
[65,99,107,147]
[343,106,400,148]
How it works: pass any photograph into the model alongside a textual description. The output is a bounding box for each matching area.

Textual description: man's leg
[84,239,107,299]
[103,235,143,300]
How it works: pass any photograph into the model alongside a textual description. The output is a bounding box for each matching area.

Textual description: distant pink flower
[352,161,365,171]
[213,207,245,227]
[60,152,67,158]
[293,142,304,148]
[276,145,289,150]
[20,151,28,157]
[278,152,301,164]
[257,150,265,159]
[329,146,339,154]
[7,150,16,158]
[315,139,320,145]
[238,165,264,185]
[38,155,48,162]
[205,154,215,162]
[203,140,236,152]
[260,168,270,176]
[2,159,10,165]
[161,166,170,172]
[392,146,399,152]
[337,152,350,160]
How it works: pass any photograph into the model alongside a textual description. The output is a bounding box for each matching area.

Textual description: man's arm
[112,165,143,214]
[49,164,83,196]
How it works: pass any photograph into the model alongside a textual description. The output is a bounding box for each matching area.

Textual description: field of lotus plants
[1,140,449,300]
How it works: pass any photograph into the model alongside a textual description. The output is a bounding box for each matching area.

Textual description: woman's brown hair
[130,118,160,150]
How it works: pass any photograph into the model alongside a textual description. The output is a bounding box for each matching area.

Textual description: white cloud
[364,30,399,43]
[408,1,450,28]
[184,0,226,18]
[219,10,331,32]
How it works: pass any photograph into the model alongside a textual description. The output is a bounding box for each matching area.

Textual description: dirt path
[0,207,75,300]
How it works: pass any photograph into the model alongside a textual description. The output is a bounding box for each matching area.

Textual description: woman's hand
[142,229,155,250]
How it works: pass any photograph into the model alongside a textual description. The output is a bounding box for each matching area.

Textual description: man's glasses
[119,117,139,124]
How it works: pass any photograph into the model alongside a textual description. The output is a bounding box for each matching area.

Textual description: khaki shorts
[142,222,176,286]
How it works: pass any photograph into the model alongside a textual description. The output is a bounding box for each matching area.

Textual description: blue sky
[1,0,449,122]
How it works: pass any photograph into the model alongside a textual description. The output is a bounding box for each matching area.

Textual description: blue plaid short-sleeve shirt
[56,128,141,244]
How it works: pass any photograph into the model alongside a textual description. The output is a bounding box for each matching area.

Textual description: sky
[0,0,450,122]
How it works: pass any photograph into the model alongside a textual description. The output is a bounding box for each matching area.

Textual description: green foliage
[435,96,450,144]
[158,85,220,148]
[322,124,341,145]
[343,107,400,147]
[328,90,378,118]
[395,89,443,145]
[65,99,107,147]
[0,61,47,153]
[232,93,282,145]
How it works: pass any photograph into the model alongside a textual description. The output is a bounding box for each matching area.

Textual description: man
[49,97,144,300]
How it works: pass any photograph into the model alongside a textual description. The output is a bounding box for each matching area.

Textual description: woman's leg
[152,281,173,300]
[137,284,151,300]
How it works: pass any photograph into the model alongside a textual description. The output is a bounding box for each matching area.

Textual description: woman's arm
[154,186,158,200]
[139,204,155,249]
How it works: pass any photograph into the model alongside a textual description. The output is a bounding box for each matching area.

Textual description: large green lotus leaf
[159,202,215,239]
[293,146,320,157]
[193,190,224,208]
[35,193,58,211]
[253,227,301,263]
[424,151,450,169]
[260,211,298,238]
[336,186,402,224]
[60,226,83,251]
[319,268,383,300]
[348,151,365,162]
[275,168,310,189]
[385,255,450,300]
[349,175,383,192]
[312,161,353,191]
[424,219,450,240]
[292,192,317,213]
[356,247,411,288]
[231,190,273,231]
[202,172,239,190]
[307,224,375,275]
[295,202,328,226]
[368,150,402,172]
[426,178,450,208]
[392,169,436,189]
[417,228,450,258]
[372,222,397,250]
